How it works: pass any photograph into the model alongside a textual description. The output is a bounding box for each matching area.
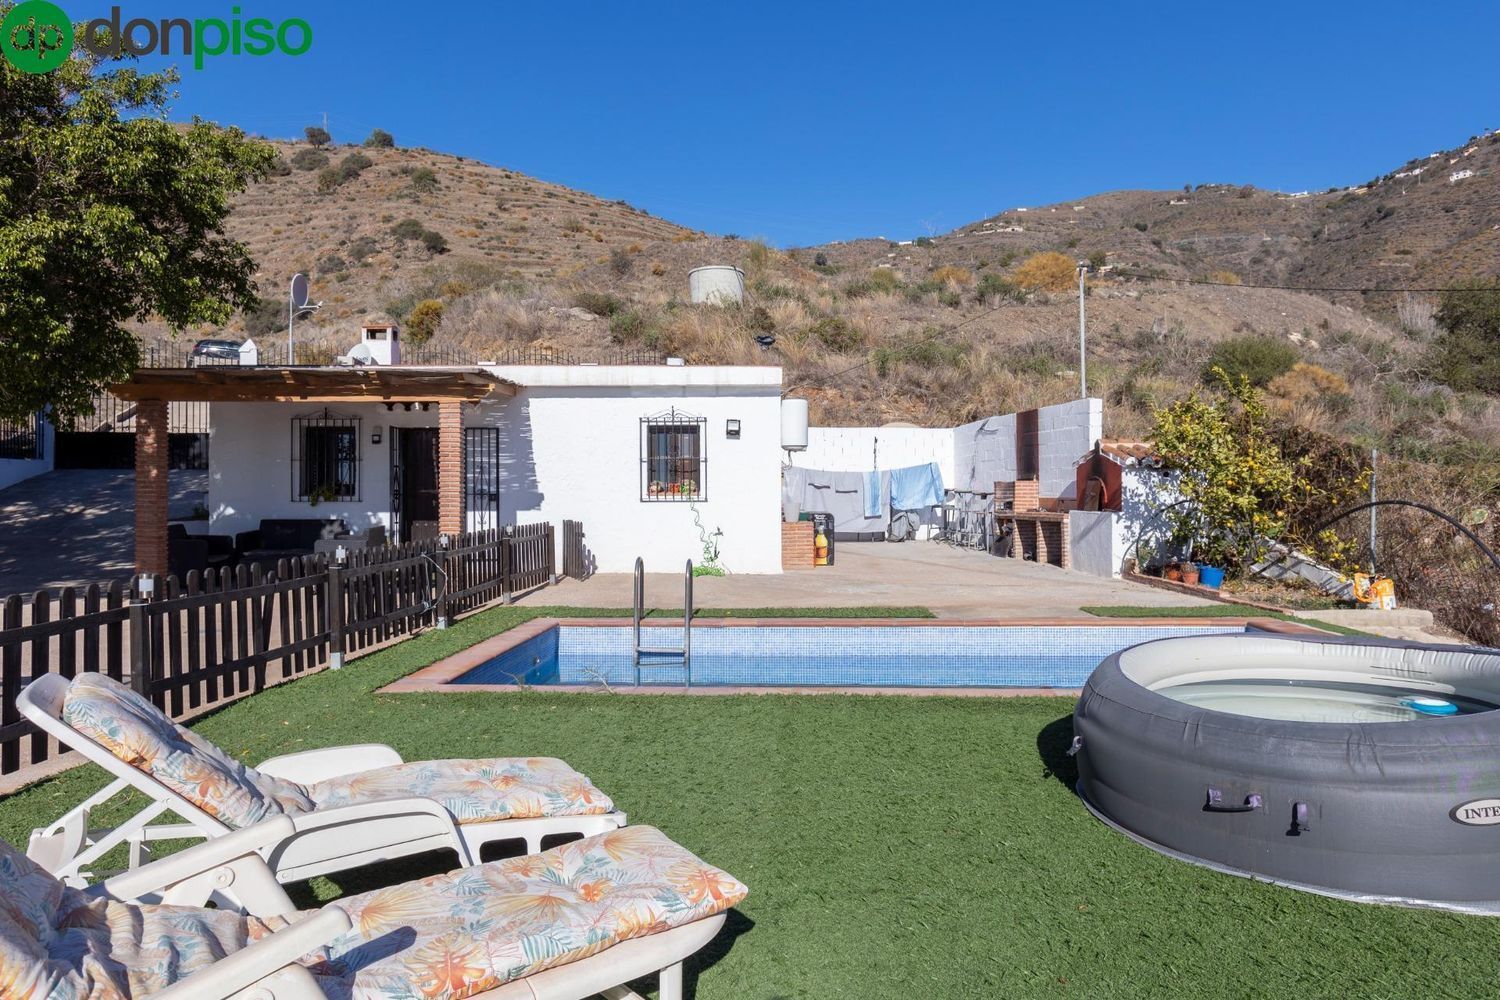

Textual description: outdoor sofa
[0,815,745,1000]
[234,517,349,567]
[166,522,236,578]
[19,672,627,887]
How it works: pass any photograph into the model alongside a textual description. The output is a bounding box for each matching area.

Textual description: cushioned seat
[0,825,747,1000]
[306,757,613,824]
[60,674,614,829]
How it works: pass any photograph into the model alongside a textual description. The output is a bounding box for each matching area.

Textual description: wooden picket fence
[0,523,558,780]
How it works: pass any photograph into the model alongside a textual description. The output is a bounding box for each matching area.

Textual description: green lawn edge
[1081,604,1370,636]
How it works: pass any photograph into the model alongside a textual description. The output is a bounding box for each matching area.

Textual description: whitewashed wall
[208,366,784,575]
[796,426,953,482]
[0,419,54,493]
[805,398,1102,500]
[1069,466,1186,578]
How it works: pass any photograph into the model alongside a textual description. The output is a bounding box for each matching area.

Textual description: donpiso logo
[2,2,312,73]
[2,1,73,73]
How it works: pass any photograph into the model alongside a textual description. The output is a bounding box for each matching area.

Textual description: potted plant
[1164,564,1183,582]
[1180,562,1201,586]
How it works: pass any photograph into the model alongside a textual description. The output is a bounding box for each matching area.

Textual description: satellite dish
[290,273,311,309]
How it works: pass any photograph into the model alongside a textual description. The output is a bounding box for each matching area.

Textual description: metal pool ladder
[632,557,693,686]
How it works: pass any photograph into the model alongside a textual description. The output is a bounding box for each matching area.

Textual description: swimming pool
[409,620,1259,691]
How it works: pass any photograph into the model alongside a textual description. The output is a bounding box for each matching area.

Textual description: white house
[201,363,784,575]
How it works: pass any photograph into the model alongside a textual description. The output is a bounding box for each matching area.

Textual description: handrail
[630,557,692,686]
[632,557,644,678]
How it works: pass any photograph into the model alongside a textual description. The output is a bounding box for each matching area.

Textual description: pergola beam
[111,367,516,403]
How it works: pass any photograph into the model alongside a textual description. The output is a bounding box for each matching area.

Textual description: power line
[1108,270,1500,294]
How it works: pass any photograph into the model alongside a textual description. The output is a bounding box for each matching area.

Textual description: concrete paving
[519,541,1218,619]
[0,470,207,596]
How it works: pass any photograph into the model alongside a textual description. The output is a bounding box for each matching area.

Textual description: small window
[641,409,706,501]
[291,411,360,502]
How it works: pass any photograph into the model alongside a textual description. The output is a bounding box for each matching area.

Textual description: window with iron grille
[0,413,43,461]
[291,411,360,502]
[641,408,706,501]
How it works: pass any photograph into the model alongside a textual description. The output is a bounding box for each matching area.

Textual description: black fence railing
[0,524,559,778]
[0,413,44,461]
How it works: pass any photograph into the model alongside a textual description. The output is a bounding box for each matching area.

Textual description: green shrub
[914,236,934,247]
[405,299,444,346]
[419,229,448,254]
[267,156,291,177]
[410,167,439,193]
[747,306,775,333]
[810,316,862,352]
[337,152,372,181]
[363,129,395,148]
[872,330,964,376]
[304,125,331,147]
[347,237,378,261]
[1201,335,1299,387]
[573,291,623,317]
[609,309,649,343]
[316,254,347,274]
[609,248,632,277]
[315,168,341,193]
[1430,280,1500,393]
[390,218,426,241]
[242,296,284,337]
[290,148,327,171]
[975,272,1025,303]
[813,252,829,268]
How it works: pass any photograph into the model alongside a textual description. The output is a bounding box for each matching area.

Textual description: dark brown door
[391,428,439,542]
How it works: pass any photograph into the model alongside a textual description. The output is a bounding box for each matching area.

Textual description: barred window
[291,411,360,502]
[641,409,706,502]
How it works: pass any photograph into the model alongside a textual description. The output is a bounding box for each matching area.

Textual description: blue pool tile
[451,625,1243,688]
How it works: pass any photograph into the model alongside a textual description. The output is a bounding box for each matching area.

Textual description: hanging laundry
[889,462,944,510]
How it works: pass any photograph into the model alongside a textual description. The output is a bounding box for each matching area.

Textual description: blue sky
[115,0,1499,246]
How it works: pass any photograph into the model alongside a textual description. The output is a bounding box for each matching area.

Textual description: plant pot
[1181,564,1201,586]
[1164,566,1183,583]
[1199,566,1225,590]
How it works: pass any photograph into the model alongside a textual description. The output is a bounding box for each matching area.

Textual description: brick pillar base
[135,399,169,576]
[437,401,465,537]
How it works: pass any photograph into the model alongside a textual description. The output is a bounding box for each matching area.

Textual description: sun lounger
[0,818,746,1000]
[18,672,625,886]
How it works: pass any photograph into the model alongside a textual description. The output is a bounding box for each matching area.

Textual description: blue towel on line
[863,470,882,518]
[889,462,944,510]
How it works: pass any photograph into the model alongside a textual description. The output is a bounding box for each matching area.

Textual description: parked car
[187,338,243,366]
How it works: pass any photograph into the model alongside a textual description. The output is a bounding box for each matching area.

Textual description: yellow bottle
[814,529,829,566]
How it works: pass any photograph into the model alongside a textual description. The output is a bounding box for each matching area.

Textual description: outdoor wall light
[726,419,741,439]
[371,425,383,445]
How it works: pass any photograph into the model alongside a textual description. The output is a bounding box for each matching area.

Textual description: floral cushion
[61,674,317,829]
[0,835,288,1000]
[0,826,746,1000]
[310,824,747,999]
[306,757,615,824]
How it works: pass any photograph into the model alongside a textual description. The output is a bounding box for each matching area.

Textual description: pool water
[451,624,1245,689]
[1157,678,1499,723]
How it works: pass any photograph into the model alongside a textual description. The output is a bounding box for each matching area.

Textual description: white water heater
[780,398,809,451]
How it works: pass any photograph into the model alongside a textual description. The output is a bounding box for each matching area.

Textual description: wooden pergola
[110,366,518,575]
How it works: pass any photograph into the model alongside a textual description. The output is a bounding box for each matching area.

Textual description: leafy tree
[363,128,395,148]
[1012,251,1078,292]
[1151,370,1364,571]
[1201,335,1298,386]
[0,27,274,421]
[405,299,444,346]
[304,125,331,147]
[1430,280,1500,393]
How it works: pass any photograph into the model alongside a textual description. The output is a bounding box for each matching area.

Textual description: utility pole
[1369,447,1379,574]
[1076,260,1089,399]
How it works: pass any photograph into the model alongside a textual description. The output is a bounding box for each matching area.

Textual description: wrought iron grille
[641,408,706,502]
[0,412,44,461]
[290,410,360,502]
[464,427,501,532]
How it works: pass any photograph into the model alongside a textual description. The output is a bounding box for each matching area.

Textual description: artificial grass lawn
[1083,603,1371,636]
[3,604,1494,999]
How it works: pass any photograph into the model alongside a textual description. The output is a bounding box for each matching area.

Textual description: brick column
[135,399,170,576]
[437,401,465,537]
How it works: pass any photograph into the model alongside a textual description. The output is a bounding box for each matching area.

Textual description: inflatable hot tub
[1074,633,1500,913]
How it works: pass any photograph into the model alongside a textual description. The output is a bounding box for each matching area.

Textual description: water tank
[689,265,746,305]
[781,398,809,451]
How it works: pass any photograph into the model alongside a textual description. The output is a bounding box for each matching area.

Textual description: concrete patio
[519,541,1217,619]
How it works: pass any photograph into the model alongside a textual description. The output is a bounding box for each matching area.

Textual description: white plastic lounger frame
[87,817,719,1000]
[18,673,625,886]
